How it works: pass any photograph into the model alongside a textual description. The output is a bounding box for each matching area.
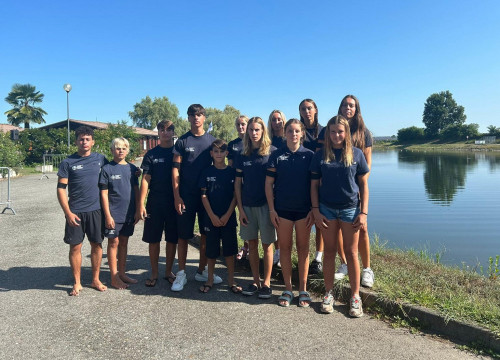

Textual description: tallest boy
[171,104,221,291]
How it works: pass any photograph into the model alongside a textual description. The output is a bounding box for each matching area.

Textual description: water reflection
[398,151,478,205]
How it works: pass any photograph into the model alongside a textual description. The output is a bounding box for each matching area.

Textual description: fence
[0,167,16,215]
[39,154,67,180]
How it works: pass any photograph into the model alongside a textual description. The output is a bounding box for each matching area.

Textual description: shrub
[397,126,425,142]
[0,132,25,168]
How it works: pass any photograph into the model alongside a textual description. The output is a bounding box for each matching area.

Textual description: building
[39,119,159,153]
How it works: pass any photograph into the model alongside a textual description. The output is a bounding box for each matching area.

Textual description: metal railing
[0,167,16,215]
[40,154,67,180]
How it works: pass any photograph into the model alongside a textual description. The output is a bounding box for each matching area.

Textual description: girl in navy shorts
[235,117,277,298]
[266,119,314,307]
[310,115,369,317]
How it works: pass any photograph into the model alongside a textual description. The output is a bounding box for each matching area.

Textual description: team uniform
[271,136,285,149]
[267,145,314,221]
[99,161,139,238]
[309,147,369,221]
[58,152,107,245]
[236,146,277,244]
[174,131,216,239]
[302,124,324,152]
[141,145,178,244]
[199,166,238,259]
[227,137,243,168]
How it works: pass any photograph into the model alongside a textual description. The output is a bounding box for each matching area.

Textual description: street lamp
[63,83,72,149]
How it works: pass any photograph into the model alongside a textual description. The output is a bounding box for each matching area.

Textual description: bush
[93,122,141,162]
[440,123,479,141]
[0,133,25,168]
[397,126,425,142]
[18,128,74,164]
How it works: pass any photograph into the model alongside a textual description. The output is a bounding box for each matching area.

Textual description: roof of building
[0,124,24,133]
[39,119,158,137]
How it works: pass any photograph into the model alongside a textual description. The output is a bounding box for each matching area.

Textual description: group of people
[57,95,373,318]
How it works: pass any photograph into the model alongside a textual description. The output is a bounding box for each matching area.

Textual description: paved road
[0,173,485,359]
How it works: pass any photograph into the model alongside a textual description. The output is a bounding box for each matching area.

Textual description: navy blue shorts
[204,224,238,259]
[104,221,135,239]
[142,201,178,244]
[176,195,206,240]
[276,209,309,222]
[64,209,103,245]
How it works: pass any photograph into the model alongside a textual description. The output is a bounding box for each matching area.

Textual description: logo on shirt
[243,161,252,166]
[185,147,195,152]
[72,165,83,171]
[153,158,165,164]
[232,145,239,151]
[111,174,122,180]
[206,176,216,182]
[277,155,289,161]
[204,226,211,232]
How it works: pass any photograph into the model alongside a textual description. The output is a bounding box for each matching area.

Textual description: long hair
[243,117,272,156]
[267,110,286,138]
[284,118,305,145]
[299,99,319,138]
[323,115,353,166]
[338,95,366,151]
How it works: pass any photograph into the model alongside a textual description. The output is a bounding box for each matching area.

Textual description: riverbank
[374,140,500,152]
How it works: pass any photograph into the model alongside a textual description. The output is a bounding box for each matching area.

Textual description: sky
[1,0,499,136]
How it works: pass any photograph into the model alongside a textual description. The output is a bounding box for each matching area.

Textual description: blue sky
[1,0,499,136]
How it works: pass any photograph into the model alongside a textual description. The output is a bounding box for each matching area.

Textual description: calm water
[368,149,500,269]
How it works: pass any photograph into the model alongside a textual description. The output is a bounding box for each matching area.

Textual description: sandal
[236,246,248,260]
[199,284,212,293]
[278,290,294,307]
[230,284,242,294]
[164,275,176,284]
[145,278,158,287]
[298,291,311,308]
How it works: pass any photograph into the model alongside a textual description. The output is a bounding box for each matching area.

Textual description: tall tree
[128,96,188,134]
[205,105,241,142]
[4,83,47,129]
[422,91,466,137]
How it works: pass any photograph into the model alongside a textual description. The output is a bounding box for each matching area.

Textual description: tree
[397,126,425,142]
[440,123,479,141]
[487,125,500,137]
[93,121,141,161]
[128,96,188,134]
[204,105,240,142]
[4,83,47,129]
[422,91,466,137]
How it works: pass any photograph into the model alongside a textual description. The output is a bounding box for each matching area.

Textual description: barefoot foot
[91,280,108,292]
[111,275,129,289]
[119,274,137,284]
[69,284,83,296]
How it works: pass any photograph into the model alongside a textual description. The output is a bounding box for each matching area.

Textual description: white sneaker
[171,270,187,291]
[334,263,348,281]
[361,267,375,288]
[349,295,363,318]
[273,250,280,265]
[194,268,223,284]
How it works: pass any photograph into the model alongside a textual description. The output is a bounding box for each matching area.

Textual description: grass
[374,139,500,152]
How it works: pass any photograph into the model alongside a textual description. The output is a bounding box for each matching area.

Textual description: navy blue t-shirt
[174,131,216,198]
[199,165,237,227]
[227,137,243,167]
[302,124,324,152]
[99,161,139,223]
[268,145,314,212]
[141,145,175,205]
[236,146,276,207]
[57,152,107,213]
[271,136,285,149]
[309,147,369,209]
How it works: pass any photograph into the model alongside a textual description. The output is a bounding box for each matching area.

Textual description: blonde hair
[234,115,249,127]
[243,117,272,156]
[267,110,286,138]
[110,137,130,151]
[323,116,353,166]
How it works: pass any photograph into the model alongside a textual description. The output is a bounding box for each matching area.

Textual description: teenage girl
[235,117,277,298]
[266,119,314,307]
[299,99,324,275]
[310,115,369,318]
[268,110,286,149]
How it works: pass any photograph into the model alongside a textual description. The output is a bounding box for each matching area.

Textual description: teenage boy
[136,120,178,287]
[99,137,140,289]
[57,126,108,296]
[198,140,241,293]
[171,104,221,291]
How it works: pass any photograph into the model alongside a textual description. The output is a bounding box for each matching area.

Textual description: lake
[368,149,500,270]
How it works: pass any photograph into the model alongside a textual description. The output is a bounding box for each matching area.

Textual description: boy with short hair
[198,139,241,293]
[136,120,178,287]
[99,137,140,289]
[171,104,221,291]
[57,126,108,296]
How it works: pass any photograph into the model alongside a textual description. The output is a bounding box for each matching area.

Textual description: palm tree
[4,83,48,129]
